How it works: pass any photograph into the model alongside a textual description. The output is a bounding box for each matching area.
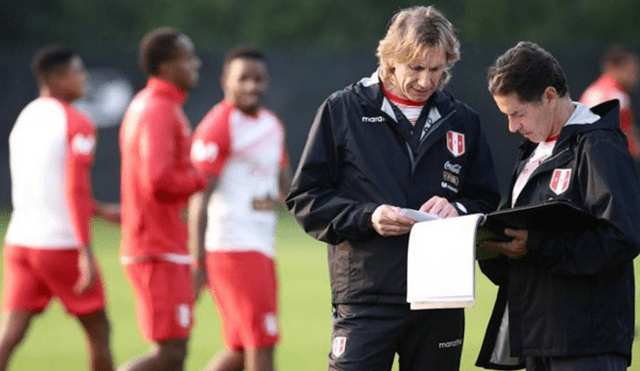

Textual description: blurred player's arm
[278,164,292,203]
[141,104,207,201]
[65,117,98,294]
[188,177,218,300]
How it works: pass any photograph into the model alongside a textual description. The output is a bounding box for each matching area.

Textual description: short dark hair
[222,45,269,74]
[488,41,569,102]
[30,45,77,81]
[602,44,637,68]
[139,27,183,76]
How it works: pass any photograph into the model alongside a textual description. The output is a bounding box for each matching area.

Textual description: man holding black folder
[477,41,640,371]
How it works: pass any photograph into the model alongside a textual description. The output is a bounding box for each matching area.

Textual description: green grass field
[0,207,638,370]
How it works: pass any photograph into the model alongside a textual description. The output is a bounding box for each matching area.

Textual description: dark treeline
[2,0,639,50]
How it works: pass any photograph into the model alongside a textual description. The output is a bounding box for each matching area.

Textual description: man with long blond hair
[287,6,500,371]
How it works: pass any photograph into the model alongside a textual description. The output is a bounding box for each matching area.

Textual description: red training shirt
[119,77,207,258]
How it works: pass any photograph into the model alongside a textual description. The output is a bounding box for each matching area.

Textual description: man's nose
[417,71,433,89]
[508,118,520,133]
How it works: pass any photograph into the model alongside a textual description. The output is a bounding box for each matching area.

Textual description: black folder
[477,199,598,244]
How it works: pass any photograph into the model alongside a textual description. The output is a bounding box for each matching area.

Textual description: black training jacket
[286,72,500,304]
[476,100,640,369]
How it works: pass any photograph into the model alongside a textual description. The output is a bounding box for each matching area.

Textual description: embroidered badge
[332,336,347,358]
[550,168,572,195]
[446,131,465,157]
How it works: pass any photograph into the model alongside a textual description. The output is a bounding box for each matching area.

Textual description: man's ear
[543,86,558,105]
[220,71,227,90]
[156,59,174,81]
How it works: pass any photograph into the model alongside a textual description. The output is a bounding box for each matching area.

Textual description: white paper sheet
[406,214,486,310]
[400,208,441,222]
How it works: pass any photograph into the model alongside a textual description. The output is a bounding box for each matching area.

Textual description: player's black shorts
[328,303,464,371]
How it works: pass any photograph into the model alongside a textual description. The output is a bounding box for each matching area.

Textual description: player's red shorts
[2,244,106,316]
[207,251,279,350]
[123,258,194,342]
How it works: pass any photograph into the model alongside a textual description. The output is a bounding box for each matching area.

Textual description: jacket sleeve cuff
[454,202,468,215]
[360,203,379,233]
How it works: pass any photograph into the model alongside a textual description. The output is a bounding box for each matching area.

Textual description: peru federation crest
[446,131,465,157]
[550,168,572,195]
[332,336,347,358]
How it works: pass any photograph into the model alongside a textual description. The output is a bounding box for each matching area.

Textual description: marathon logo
[439,338,463,349]
[362,116,385,123]
[441,181,459,193]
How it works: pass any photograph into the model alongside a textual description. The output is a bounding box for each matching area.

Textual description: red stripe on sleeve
[64,104,97,247]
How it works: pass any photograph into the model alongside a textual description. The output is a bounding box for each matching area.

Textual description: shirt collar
[147,77,187,104]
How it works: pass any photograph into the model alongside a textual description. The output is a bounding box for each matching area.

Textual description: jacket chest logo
[550,168,572,195]
[446,131,465,157]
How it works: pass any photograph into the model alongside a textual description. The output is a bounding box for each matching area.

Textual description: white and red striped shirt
[382,85,424,125]
[191,100,288,258]
[6,96,97,249]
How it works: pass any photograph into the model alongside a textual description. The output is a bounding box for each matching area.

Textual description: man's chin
[409,92,432,103]
[239,104,260,115]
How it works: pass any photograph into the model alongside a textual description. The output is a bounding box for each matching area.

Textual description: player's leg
[0,245,51,371]
[205,251,249,371]
[328,304,401,371]
[204,349,244,371]
[397,308,464,371]
[207,252,280,371]
[77,310,114,371]
[0,311,37,371]
[118,339,188,371]
[43,249,112,371]
[244,347,274,371]
[119,260,193,371]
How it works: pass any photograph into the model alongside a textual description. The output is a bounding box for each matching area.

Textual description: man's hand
[95,203,121,224]
[371,205,415,236]
[252,195,278,211]
[192,263,208,301]
[419,196,459,218]
[481,228,528,259]
[74,247,97,295]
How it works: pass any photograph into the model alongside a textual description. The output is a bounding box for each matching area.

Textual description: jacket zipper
[409,109,457,175]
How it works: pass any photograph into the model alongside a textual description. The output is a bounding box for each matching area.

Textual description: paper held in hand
[405,200,596,310]
[406,214,486,310]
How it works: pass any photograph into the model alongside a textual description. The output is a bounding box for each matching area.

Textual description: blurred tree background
[2,0,639,50]
[1,0,639,203]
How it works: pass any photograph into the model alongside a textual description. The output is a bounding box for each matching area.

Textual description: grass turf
[0,207,638,370]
